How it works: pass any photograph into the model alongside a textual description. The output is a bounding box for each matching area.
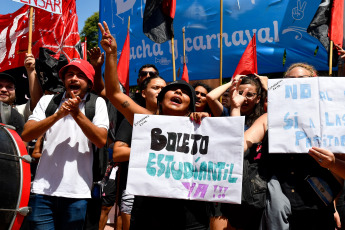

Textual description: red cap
[59,59,95,87]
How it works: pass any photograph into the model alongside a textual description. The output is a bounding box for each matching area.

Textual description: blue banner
[99,0,330,86]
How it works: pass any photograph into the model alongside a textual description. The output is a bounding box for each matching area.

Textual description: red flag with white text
[232,34,257,78]
[117,31,130,95]
[0,0,81,72]
[181,63,189,83]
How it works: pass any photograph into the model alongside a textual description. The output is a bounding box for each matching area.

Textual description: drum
[0,124,31,230]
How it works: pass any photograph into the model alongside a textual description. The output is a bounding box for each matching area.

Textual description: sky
[0,0,99,32]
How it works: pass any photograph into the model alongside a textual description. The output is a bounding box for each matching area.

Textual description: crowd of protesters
[1,19,345,230]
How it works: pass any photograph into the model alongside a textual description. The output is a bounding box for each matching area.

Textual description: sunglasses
[239,91,257,99]
[139,71,157,78]
[195,91,207,97]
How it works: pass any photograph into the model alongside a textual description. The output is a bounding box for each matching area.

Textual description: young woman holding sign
[99,21,211,230]
[208,75,267,230]
[236,63,342,230]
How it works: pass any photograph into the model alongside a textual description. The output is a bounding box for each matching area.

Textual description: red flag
[117,31,130,95]
[0,0,81,72]
[232,34,257,78]
[329,0,344,48]
[162,0,176,19]
[181,62,189,83]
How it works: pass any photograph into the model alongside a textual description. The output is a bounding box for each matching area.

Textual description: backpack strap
[45,93,64,117]
[45,92,98,121]
[84,93,98,121]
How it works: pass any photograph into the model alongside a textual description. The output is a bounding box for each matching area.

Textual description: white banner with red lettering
[127,114,245,204]
[12,0,62,14]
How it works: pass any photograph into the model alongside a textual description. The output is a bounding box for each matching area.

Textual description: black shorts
[101,179,117,207]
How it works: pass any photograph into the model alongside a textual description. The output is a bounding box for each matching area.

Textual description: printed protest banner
[268,77,345,153]
[126,114,245,204]
[12,0,62,14]
[100,0,334,86]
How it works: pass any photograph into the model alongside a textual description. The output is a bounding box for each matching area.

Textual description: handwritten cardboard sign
[13,0,62,14]
[268,77,345,153]
[126,114,245,204]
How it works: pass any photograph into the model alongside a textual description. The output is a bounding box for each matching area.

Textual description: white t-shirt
[29,93,109,198]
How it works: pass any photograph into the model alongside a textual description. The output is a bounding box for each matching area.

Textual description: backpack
[45,92,108,182]
[241,132,269,210]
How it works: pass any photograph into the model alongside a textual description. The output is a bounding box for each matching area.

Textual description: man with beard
[21,59,109,229]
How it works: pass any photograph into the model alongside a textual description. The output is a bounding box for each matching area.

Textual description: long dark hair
[240,75,266,128]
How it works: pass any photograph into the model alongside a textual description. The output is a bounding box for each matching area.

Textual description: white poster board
[268,77,345,153]
[13,0,62,14]
[126,114,245,204]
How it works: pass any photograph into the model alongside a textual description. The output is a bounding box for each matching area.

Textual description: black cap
[0,73,16,85]
[157,80,196,113]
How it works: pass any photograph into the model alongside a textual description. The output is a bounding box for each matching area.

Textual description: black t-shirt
[114,119,132,191]
[0,107,24,136]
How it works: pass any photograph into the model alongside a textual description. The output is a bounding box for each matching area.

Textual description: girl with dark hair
[207,74,266,128]
[207,75,267,230]
[192,82,213,115]
[99,21,210,230]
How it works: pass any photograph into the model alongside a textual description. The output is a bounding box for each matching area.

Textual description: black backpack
[241,132,269,210]
[45,92,108,182]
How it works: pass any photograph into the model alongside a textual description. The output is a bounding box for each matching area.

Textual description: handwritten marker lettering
[182,182,208,198]
[151,128,209,155]
[146,153,238,183]
[285,84,311,99]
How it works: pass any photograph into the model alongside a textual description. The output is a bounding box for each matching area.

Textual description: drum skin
[0,124,30,230]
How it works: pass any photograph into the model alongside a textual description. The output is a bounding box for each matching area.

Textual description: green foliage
[80,12,99,51]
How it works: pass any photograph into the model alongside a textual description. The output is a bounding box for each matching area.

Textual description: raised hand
[24,53,36,72]
[335,43,345,60]
[98,21,117,55]
[88,47,104,69]
[230,75,248,110]
[254,73,268,91]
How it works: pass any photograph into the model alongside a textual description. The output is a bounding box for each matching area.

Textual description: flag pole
[28,6,34,54]
[329,41,333,76]
[219,0,223,102]
[171,35,176,81]
[183,27,186,65]
[128,16,130,31]
[84,37,87,60]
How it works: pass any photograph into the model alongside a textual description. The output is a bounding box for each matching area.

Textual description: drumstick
[0,152,32,163]
[0,207,32,216]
